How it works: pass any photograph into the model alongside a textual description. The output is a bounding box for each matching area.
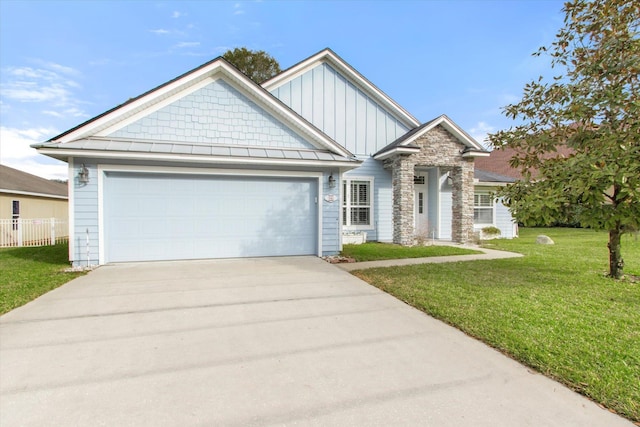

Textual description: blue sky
[0,0,565,179]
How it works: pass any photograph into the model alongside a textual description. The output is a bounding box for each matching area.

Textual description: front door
[413,174,429,237]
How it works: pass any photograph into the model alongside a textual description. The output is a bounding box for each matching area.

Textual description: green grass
[0,243,86,315]
[340,242,481,261]
[352,228,640,422]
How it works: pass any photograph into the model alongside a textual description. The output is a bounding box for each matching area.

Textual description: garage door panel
[104,172,318,262]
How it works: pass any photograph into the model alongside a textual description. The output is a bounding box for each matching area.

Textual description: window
[342,178,373,228]
[12,200,19,230]
[474,193,494,225]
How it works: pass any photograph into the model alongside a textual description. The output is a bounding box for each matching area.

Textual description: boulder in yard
[536,235,555,245]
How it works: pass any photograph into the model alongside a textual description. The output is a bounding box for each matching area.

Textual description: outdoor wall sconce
[446,172,453,185]
[328,173,336,189]
[78,164,90,184]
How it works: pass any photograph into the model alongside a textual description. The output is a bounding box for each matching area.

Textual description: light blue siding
[270,63,410,155]
[473,187,517,239]
[71,159,99,266]
[322,171,341,255]
[495,198,517,238]
[343,157,393,242]
[109,80,315,149]
[69,158,341,265]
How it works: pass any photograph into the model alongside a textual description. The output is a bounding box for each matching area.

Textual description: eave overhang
[374,114,489,159]
[372,146,421,161]
[0,188,68,200]
[34,145,362,171]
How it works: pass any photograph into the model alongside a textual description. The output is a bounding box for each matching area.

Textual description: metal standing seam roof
[35,138,359,164]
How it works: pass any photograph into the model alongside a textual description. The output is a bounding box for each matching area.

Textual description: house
[34,48,517,266]
[473,168,518,239]
[474,145,575,180]
[0,165,68,246]
[0,165,68,221]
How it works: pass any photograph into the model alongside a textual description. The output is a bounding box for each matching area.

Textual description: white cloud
[1,81,69,103]
[149,29,170,35]
[36,61,80,76]
[0,126,57,160]
[0,64,86,115]
[469,121,495,148]
[234,3,245,14]
[42,107,88,118]
[174,41,201,49]
[171,11,185,18]
[0,126,67,180]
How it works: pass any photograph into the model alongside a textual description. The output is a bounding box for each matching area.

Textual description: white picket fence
[0,218,69,247]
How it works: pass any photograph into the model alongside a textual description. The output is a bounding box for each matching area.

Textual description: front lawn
[0,243,86,315]
[340,242,481,261]
[352,228,640,422]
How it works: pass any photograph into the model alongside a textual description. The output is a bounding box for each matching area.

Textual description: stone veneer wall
[385,125,475,244]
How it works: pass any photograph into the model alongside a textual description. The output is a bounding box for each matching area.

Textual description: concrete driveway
[0,257,631,426]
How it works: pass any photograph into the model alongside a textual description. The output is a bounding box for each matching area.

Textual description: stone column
[451,160,475,243]
[392,156,415,245]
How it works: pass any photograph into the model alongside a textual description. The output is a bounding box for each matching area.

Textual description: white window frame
[474,191,495,226]
[342,176,374,231]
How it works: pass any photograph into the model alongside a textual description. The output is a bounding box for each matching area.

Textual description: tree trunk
[608,226,624,279]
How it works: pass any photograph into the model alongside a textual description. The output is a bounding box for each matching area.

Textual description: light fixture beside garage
[328,173,336,189]
[78,164,90,184]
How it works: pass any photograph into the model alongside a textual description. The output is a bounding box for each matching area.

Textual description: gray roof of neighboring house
[36,138,359,164]
[0,164,68,198]
[474,169,517,183]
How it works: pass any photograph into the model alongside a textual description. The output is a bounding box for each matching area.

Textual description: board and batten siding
[343,157,393,242]
[71,159,99,266]
[270,63,410,156]
[108,80,315,150]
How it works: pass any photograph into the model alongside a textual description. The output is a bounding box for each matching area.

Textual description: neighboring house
[34,48,514,266]
[474,145,575,180]
[0,165,68,247]
[473,169,518,239]
[0,165,68,220]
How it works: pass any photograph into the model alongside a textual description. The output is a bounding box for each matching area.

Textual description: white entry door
[413,174,429,236]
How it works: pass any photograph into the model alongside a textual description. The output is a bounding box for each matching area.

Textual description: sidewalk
[335,246,523,271]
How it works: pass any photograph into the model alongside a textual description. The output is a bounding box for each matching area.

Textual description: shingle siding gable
[108,80,316,150]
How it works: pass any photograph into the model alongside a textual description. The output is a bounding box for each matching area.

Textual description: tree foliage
[222,47,281,84]
[489,0,640,278]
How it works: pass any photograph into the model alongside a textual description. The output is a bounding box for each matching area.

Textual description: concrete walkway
[336,245,524,271]
[0,256,631,426]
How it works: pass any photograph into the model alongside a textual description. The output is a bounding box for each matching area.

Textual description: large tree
[222,47,281,84]
[489,0,640,279]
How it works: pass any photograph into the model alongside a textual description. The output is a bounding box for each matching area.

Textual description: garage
[103,172,319,263]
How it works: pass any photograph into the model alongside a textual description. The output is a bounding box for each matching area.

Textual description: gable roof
[262,48,421,130]
[474,145,575,180]
[33,57,357,164]
[373,115,489,160]
[0,165,68,199]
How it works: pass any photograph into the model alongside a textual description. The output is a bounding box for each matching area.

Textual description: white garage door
[104,172,318,262]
